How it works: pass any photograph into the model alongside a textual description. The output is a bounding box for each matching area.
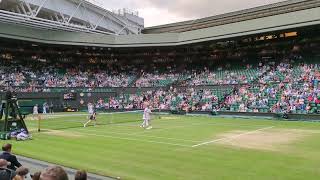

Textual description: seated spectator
[15,166,31,180]
[40,166,68,180]
[306,104,311,113]
[290,105,296,113]
[0,144,22,171]
[32,171,41,180]
[74,170,86,180]
[239,103,246,112]
[0,159,16,180]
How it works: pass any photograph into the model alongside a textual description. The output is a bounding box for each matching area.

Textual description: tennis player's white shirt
[143,108,151,120]
[88,104,94,115]
[33,106,38,114]
[141,107,152,128]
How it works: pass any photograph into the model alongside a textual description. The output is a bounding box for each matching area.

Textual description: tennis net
[28,110,146,131]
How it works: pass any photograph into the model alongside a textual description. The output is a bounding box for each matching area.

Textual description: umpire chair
[0,91,28,137]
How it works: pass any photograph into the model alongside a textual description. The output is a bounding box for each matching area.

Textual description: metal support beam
[104,11,136,34]
[81,2,94,29]
[19,3,27,15]
[54,13,60,21]
[116,25,127,35]
[34,0,49,17]
[59,12,66,23]
[15,6,21,14]
[67,0,83,23]
[22,0,34,16]
[93,13,107,30]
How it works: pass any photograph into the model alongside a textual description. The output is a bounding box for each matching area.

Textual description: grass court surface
[8,112,320,180]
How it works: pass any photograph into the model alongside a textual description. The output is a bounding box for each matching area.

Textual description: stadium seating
[1,50,320,115]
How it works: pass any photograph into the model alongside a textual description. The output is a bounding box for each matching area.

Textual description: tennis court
[10,112,320,180]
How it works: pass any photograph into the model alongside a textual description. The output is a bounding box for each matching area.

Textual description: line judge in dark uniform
[0,143,22,170]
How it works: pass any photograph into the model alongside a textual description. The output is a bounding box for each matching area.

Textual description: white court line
[131,121,270,135]
[73,128,201,143]
[127,121,218,134]
[130,124,193,134]
[192,126,274,148]
[73,131,190,148]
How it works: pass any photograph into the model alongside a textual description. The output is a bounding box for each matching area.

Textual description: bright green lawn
[8,113,320,180]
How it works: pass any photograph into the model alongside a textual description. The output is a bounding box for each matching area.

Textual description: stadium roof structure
[0,0,319,47]
[143,0,320,34]
[0,0,144,35]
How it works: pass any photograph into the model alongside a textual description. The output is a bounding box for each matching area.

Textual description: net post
[110,111,113,124]
[38,117,41,132]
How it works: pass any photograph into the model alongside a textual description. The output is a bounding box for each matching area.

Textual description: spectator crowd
[95,87,224,112]
[2,53,320,114]
[89,57,320,114]
[0,143,87,180]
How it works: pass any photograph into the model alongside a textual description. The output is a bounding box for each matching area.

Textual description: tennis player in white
[33,104,40,120]
[141,105,152,129]
[84,103,96,127]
